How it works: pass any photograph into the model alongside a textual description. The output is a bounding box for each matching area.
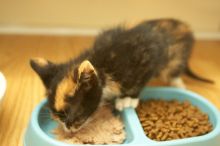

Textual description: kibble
[136,99,213,141]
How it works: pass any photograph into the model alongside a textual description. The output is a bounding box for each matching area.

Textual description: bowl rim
[27,87,220,146]
[30,99,136,146]
[137,87,220,145]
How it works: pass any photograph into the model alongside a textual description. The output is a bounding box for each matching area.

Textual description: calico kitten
[30,19,212,132]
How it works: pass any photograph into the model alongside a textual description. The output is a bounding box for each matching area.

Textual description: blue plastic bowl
[24,87,220,146]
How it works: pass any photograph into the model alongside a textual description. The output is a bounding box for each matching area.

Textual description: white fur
[102,86,116,100]
[115,97,139,111]
[102,85,121,101]
[170,77,186,89]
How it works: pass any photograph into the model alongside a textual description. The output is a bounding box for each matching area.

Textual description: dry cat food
[137,99,213,141]
[53,104,126,144]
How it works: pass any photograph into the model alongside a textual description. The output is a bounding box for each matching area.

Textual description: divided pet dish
[24,87,220,146]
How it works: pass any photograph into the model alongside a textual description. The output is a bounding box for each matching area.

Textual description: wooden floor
[0,35,220,146]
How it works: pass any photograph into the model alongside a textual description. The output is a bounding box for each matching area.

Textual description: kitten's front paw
[115,97,139,111]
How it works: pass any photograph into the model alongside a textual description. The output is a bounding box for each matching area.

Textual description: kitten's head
[30,58,102,132]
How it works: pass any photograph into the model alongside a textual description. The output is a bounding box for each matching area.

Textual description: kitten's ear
[77,60,97,84]
[30,58,56,88]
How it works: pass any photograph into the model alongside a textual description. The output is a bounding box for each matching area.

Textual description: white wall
[0,0,220,37]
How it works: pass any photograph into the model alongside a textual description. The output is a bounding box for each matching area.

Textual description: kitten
[30,19,212,133]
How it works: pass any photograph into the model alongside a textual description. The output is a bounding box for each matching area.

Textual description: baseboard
[0,26,220,40]
[194,32,220,40]
[0,26,100,36]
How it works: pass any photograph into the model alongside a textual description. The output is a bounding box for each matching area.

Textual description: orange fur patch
[153,20,191,38]
[176,24,190,34]
[173,24,191,38]
[55,73,76,111]
[158,20,172,28]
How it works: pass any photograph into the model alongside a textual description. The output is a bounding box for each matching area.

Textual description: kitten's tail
[185,66,214,84]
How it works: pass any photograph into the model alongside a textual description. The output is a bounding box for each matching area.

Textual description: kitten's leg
[115,97,139,111]
[159,65,186,89]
